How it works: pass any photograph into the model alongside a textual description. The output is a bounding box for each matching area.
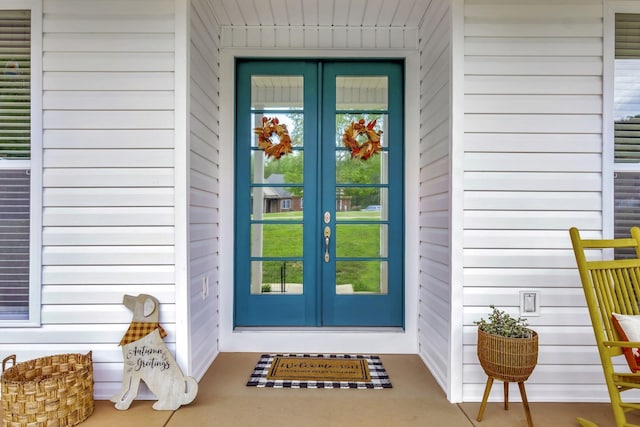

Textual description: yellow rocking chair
[570,226,640,427]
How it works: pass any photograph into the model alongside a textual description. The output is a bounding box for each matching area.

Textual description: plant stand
[476,376,533,427]
[475,328,538,427]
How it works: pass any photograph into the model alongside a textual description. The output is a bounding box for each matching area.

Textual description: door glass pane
[251,224,303,257]
[336,150,388,184]
[336,76,388,111]
[251,150,304,184]
[251,113,304,148]
[335,224,388,258]
[250,261,303,295]
[336,113,387,148]
[251,76,303,110]
[335,187,387,219]
[335,261,388,295]
[251,188,303,219]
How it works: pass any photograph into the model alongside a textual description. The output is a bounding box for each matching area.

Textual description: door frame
[218,49,420,354]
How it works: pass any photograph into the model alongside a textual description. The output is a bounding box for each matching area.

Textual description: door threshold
[234,326,404,333]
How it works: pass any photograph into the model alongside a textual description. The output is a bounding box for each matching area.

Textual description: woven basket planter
[1,352,94,427]
[477,328,538,382]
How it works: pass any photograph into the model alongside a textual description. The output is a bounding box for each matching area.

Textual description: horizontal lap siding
[189,0,221,379]
[418,0,451,394]
[462,0,606,402]
[0,0,177,400]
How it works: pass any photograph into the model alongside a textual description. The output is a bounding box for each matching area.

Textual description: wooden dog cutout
[111,294,198,410]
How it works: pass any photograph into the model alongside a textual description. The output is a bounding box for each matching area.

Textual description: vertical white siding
[462,0,606,402]
[189,0,221,379]
[0,0,177,400]
[417,0,452,396]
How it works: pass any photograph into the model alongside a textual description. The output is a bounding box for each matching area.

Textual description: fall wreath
[254,117,293,159]
[342,119,383,160]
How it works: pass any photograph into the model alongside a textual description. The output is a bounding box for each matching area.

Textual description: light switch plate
[520,290,541,317]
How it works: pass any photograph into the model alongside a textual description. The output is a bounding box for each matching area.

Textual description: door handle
[324,226,331,263]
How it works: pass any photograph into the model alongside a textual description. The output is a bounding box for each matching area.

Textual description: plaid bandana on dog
[119,322,168,346]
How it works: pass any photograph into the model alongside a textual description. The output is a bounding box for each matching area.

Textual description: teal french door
[234,59,404,327]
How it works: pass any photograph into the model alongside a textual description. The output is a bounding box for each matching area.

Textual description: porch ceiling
[207,0,429,28]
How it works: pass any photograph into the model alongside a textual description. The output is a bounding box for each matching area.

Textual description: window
[280,199,291,210]
[0,1,41,324]
[610,12,640,258]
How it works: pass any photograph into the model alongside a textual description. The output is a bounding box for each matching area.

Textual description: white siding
[418,0,452,397]
[461,0,606,402]
[0,0,178,400]
[189,0,221,379]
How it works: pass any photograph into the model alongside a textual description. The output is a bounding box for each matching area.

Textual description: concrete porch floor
[3,352,636,426]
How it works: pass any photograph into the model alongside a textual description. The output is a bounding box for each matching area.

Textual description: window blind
[0,10,30,159]
[615,172,640,258]
[0,169,29,315]
[0,10,30,318]
[615,14,640,163]
[616,13,640,59]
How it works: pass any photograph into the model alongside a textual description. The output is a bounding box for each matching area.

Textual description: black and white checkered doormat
[247,354,392,389]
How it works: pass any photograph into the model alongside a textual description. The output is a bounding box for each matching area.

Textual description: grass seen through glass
[257,211,382,292]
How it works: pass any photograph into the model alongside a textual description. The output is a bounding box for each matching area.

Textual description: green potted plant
[475,305,538,383]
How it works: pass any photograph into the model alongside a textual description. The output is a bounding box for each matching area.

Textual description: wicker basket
[1,352,94,427]
[477,328,538,382]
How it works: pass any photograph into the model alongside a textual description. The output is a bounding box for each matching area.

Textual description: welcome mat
[247,354,392,389]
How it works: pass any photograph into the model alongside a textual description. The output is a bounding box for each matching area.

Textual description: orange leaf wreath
[342,119,383,160]
[254,116,293,159]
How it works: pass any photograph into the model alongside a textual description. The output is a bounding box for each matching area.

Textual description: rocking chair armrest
[604,340,640,348]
